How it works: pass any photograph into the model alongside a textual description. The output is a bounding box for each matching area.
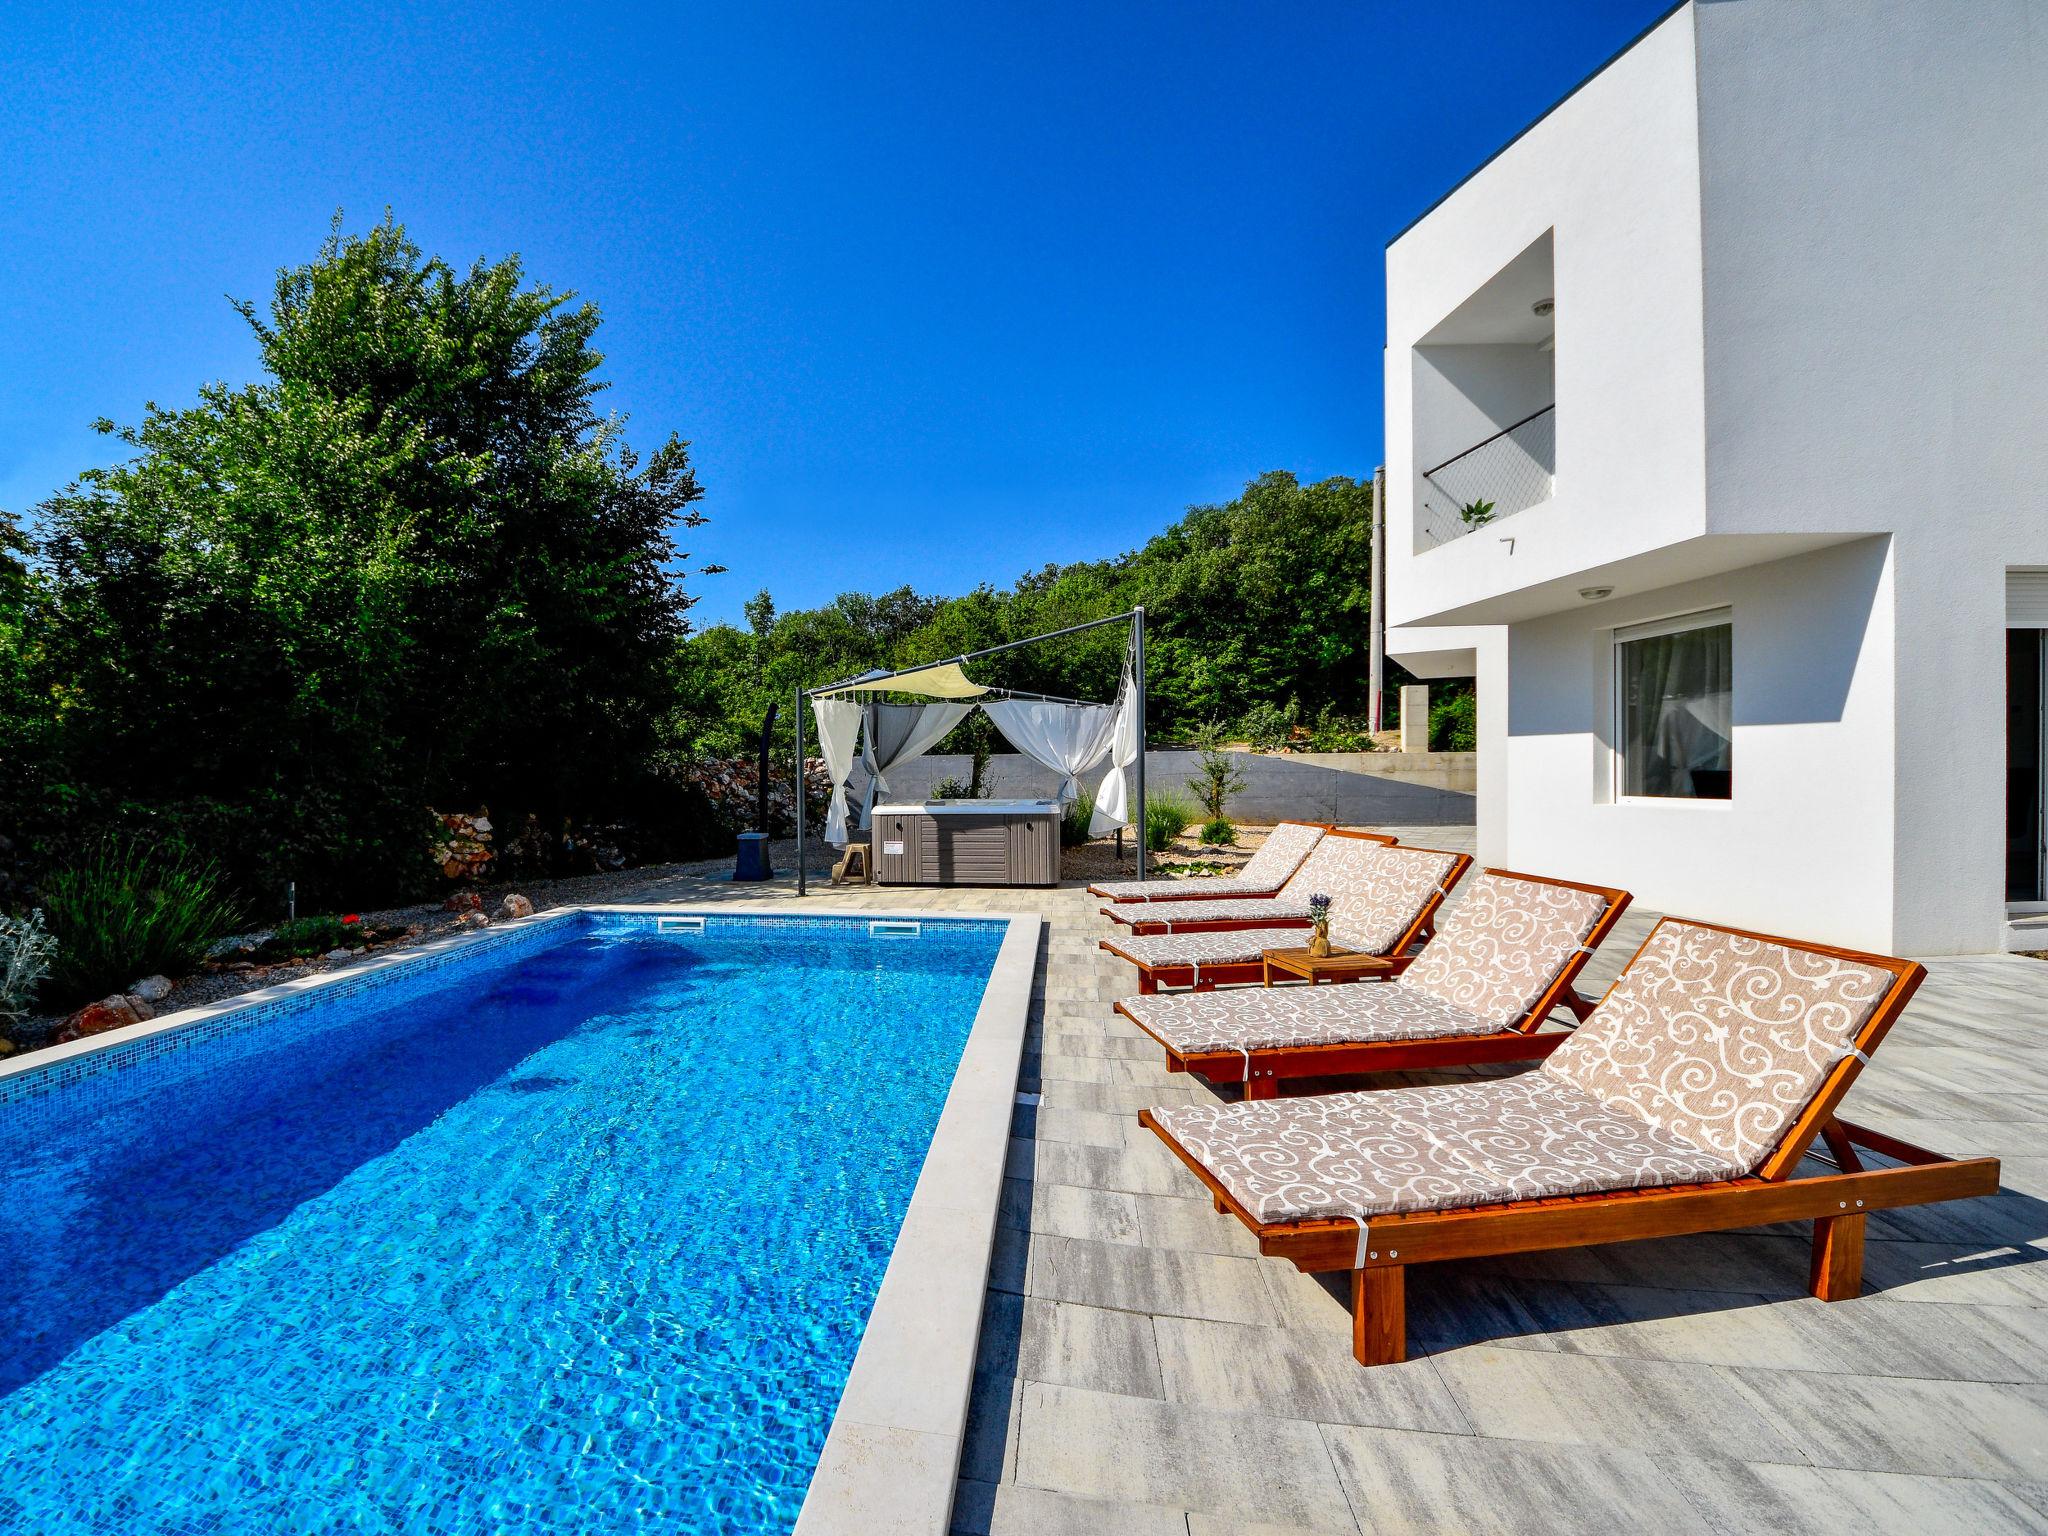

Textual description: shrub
[262,915,354,960]
[1187,747,1247,821]
[1143,790,1199,853]
[1307,707,1372,752]
[1199,817,1237,847]
[0,909,57,1028]
[1061,789,1097,848]
[1236,700,1298,753]
[1430,691,1478,753]
[39,839,245,1006]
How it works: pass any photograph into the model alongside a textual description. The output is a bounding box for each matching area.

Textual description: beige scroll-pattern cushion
[1092,821,1324,901]
[1122,983,1494,1057]
[1104,894,1317,930]
[1151,1074,1742,1225]
[1107,927,1319,971]
[1541,922,1896,1171]
[1330,845,1462,954]
[1400,874,1611,1029]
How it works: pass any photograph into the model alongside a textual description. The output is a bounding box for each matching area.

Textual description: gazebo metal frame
[795,607,1147,894]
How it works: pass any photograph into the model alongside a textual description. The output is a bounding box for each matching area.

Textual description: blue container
[732,829,773,881]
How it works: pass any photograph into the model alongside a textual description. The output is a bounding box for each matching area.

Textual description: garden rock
[122,995,157,1021]
[444,891,484,913]
[457,911,489,929]
[128,975,173,1003]
[323,948,351,961]
[499,893,534,920]
[55,995,142,1044]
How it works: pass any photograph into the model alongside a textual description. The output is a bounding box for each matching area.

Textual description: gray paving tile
[1151,1314,1469,1432]
[1134,1191,1264,1258]
[951,1480,1188,1536]
[1021,1300,1165,1399]
[1321,1423,1714,1536]
[1433,1346,1806,1463]
[1659,1455,2048,1536]
[1027,1136,1203,1198]
[1029,1234,1278,1326]
[1726,1367,2048,1479]
[1002,1179,1144,1246]
[1016,1382,1358,1533]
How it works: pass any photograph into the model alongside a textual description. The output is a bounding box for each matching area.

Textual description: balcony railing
[1417,404,1555,550]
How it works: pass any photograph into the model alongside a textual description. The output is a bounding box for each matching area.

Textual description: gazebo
[794,608,1149,893]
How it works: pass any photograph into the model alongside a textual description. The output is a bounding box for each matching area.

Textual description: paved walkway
[645,829,2048,1534]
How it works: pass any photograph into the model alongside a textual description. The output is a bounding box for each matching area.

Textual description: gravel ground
[6,824,1282,1057]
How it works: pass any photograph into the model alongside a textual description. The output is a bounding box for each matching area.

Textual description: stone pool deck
[630,828,2048,1534]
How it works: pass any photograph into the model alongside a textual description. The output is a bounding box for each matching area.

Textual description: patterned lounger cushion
[1540,921,1896,1172]
[1397,873,1611,1024]
[1118,873,1611,1053]
[1104,895,1317,930]
[1151,1074,1743,1225]
[1091,821,1324,901]
[1122,983,1495,1057]
[1108,926,1319,970]
[1329,845,1463,955]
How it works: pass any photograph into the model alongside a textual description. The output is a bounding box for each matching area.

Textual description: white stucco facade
[1383,0,2048,955]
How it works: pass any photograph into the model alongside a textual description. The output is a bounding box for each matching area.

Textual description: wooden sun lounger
[1100,829,1404,935]
[1138,918,2002,1366]
[1086,822,1377,904]
[1100,845,1472,994]
[1117,870,1630,1096]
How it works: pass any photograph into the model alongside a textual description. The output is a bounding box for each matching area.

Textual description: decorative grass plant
[39,838,245,1007]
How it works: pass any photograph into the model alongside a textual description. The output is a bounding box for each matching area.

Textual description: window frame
[1610,607,1733,805]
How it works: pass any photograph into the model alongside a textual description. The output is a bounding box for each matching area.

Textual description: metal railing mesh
[1417,405,1555,550]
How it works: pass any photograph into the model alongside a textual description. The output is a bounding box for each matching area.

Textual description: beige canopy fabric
[813,661,988,699]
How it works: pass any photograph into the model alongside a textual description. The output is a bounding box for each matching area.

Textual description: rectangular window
[1614,610,1732,800]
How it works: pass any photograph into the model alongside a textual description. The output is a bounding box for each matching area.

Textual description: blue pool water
[0,912,1007,1534]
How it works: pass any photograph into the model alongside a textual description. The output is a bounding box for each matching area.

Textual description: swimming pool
[0,910,1013,1534]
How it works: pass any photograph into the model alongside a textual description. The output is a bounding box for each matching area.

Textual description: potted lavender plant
[1306,893,1333,957]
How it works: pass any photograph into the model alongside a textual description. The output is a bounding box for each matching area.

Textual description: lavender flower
[1307,893,1332,924]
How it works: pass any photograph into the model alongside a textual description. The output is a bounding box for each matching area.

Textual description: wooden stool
[833,838,872,885]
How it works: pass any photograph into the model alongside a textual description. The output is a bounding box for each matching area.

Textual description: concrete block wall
[849,749,1475,827]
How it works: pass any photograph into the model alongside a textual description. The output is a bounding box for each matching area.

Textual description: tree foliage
[672,470,1406,759]
[5,216,710,907]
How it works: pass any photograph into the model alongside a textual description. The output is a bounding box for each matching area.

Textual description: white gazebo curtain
[1088,668,1140,835]
[810,699,865,846]
[859,701,976,829]
[980,699,1117,805]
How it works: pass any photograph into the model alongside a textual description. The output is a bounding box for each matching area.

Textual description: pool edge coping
[793,907,1042,1536]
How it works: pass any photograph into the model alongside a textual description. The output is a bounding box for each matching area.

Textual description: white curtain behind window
[810,699,864,846]
[860,702,976,827]
[981,699,1117,804]
[1089,671,1140,835]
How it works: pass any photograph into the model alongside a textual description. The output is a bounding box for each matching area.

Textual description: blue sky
[0,0,1666,628]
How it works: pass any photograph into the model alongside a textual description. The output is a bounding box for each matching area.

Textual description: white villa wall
[1497,540,1895,948]
[1383,6,1708,632]
[1689,0,2048,951]
[1383,0,2048,953]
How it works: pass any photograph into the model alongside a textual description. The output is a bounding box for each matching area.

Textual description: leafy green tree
[15,215,709,906]
[666,469,1416,760]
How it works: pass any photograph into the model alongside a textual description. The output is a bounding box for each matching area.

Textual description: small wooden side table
[1260,947,1400,986]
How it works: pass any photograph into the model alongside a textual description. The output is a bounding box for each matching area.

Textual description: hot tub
[871,799,1061,887]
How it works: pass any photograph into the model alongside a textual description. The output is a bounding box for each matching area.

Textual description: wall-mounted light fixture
[1532,298,1555,317]
[1579,586,1613,601]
